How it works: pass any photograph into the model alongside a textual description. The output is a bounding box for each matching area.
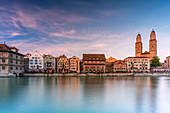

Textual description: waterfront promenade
[23,72,170,77]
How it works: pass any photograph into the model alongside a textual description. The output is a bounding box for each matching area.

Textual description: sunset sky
[1,0,170,61]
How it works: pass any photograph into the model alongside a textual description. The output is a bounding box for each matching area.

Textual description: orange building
[106,56,117,62]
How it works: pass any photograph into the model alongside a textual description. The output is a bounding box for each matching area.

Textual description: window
[2,66,5,70]
[20,68,22,70]
[11,60,13,63]
[11,54,13,57]
[10,67,13,70]
[2,59,5,63]
[16,67,18,70]
[16,56,18,58]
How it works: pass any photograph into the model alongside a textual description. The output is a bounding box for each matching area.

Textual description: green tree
[150,56,162,68]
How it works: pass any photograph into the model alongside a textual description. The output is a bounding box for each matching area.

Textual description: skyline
[1,0,170,61]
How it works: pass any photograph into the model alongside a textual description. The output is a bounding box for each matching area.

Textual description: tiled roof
[0,44,10,51]
[9,47,18,49]
[83,54,106,61]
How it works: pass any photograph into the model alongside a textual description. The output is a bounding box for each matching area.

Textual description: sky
[0,0,170,61]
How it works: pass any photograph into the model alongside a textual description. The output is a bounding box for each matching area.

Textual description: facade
[0,44,24,76]
[105,56,117,73]
[43,54,55,72]
[69,56,80,73]
[55,57,58,72]
[29,51,43,71]
[166,56,170,68]
[106,56,117,62]
[24,53,31,72]
[135,30,157,60]
[125,57,150,72]
[80,59,83,73]
[83,54,106,73]
[57,55,69,73]
[105,62,113,73]
[164,60,167,68]
[113,60,127,72]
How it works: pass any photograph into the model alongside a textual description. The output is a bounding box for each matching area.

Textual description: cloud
[10,32,22,37]
[0,4,94,32]
[50,29,76,37]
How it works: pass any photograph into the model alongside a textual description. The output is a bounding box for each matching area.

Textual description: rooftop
[83,54,106,61]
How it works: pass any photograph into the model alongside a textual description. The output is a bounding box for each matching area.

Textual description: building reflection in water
[0,77,170,113]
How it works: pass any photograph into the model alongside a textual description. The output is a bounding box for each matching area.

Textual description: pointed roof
[136,33,142,42]
[150,29,156,40]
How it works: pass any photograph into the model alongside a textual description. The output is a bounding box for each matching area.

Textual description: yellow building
[106,56,117,62]
[57,54,69,73]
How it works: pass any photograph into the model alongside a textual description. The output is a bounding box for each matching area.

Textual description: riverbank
[22,72,170,77]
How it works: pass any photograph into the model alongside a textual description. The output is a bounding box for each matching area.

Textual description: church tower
[135,33,143,57]
[149,29,157,60]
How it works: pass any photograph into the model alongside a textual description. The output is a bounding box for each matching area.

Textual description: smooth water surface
[0,77,170,113]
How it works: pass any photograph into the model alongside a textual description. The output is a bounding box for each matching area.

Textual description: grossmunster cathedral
[135,29,157,60]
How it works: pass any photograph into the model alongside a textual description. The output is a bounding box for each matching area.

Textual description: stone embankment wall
[24,73,134,77]
[23,72,170,77]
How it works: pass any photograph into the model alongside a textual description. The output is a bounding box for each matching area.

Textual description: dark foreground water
[0,77,170,113]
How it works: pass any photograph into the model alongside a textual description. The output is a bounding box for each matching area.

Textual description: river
[0,77,170,113]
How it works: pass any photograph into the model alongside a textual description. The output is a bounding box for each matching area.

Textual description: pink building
[69,56,80,73]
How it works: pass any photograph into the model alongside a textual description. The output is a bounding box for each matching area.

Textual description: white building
[0,44,24,76]
[29,51,43,72]
[69,56,80,73]
[125,57,150,72]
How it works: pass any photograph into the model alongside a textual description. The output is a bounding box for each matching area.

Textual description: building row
[24,51,152,73]
[0,44,154,76]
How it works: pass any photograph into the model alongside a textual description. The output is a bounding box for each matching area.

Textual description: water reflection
[0,77,170,113]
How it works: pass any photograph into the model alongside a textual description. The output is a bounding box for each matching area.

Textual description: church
[135,30,157,60]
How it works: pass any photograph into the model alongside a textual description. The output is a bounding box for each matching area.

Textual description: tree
[150,56,162,68]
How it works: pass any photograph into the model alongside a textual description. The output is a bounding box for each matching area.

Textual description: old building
[105,56,117,72]
[125,57,150,72]
[166,56,170,68]
[0,44,24,76]
[80,59,83,73]
[83,54,106,73]
[105,62,113,73]
[57,54,69,73]
[113,60,127,72]
[164,60,167,68]
[29,51,43,72]
[106,56,117,62]
[43,54,56,72]
[24,53,31,72]
[69,56,80,73]
[135,30,157,60]
[55,57,59,72]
